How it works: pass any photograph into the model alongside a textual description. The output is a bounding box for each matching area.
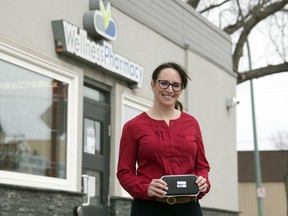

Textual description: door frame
[81,81,111,216]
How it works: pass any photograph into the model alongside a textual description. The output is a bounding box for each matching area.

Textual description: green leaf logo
[100,0,111,29]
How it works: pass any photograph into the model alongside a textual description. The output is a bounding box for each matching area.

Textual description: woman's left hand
[196,176,209,193]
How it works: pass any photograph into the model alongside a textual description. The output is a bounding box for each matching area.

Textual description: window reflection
[84,119,101,155]
[0,59,67,178]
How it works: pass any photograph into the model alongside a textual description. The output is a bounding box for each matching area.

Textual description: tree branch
[199,0,231,14]
[232,0,288,72]
[237,62,288,84]
[224,0,288,35]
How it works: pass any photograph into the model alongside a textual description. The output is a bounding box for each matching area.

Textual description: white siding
[111,0,233,76]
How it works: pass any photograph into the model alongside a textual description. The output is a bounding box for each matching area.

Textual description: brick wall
[0,184,83,216]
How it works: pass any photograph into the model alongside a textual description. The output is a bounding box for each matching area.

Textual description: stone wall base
[0,184,83,216]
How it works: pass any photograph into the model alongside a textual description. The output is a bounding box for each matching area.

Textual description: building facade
[0,0,238,215]
[238,151,288,215]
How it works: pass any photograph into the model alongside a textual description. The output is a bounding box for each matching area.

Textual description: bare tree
[269,130,288,150]
[187,0,288,84]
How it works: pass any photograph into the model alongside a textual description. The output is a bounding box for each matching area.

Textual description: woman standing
[117,62,210,216]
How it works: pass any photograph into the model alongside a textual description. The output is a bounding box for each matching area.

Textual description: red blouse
[117,112,210,200]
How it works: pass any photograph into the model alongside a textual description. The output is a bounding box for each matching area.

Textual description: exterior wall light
[226,97,240,109]
[55,39,64,52]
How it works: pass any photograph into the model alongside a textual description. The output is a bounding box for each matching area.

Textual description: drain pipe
[184,43,190,113]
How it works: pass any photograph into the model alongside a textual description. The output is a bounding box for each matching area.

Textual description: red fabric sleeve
[116,122,150,199]
[194,119,211,198]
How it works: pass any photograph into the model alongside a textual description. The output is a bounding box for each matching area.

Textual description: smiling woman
[117,62,211,216]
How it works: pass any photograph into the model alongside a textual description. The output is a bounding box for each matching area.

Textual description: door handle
[82,175,90,206]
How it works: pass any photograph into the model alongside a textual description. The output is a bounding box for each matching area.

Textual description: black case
[161,174,200,197]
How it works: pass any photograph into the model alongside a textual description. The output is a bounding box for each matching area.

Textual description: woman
[117,62,210,216]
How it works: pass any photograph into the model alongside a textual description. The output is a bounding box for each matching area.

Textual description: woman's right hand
[147,179,168,198]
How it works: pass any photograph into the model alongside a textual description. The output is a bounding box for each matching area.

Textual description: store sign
[83,0,117,41]
[51,0,144,88]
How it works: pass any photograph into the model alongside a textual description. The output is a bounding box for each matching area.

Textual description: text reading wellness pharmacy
[52,20,144,88]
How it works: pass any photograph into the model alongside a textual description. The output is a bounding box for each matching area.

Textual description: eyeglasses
[157,80,183,92]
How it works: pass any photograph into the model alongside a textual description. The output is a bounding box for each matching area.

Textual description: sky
[235,13,288,151]
[236,72,288,151]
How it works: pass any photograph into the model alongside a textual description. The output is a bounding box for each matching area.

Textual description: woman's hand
[147,179,168,198]
[196,176,209,193]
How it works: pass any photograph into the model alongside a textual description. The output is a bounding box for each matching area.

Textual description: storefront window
[0,59,67,178]
[122,93,152,124]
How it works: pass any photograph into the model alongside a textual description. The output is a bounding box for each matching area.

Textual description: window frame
[122,92,153,125]
[0,43,82,192]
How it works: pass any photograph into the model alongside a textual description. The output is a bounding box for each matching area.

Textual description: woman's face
[151,68,182,107]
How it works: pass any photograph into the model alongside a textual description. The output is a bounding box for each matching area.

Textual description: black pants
[130,199,203,216]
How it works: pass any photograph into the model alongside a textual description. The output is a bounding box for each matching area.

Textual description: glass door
[81,86,110,216]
